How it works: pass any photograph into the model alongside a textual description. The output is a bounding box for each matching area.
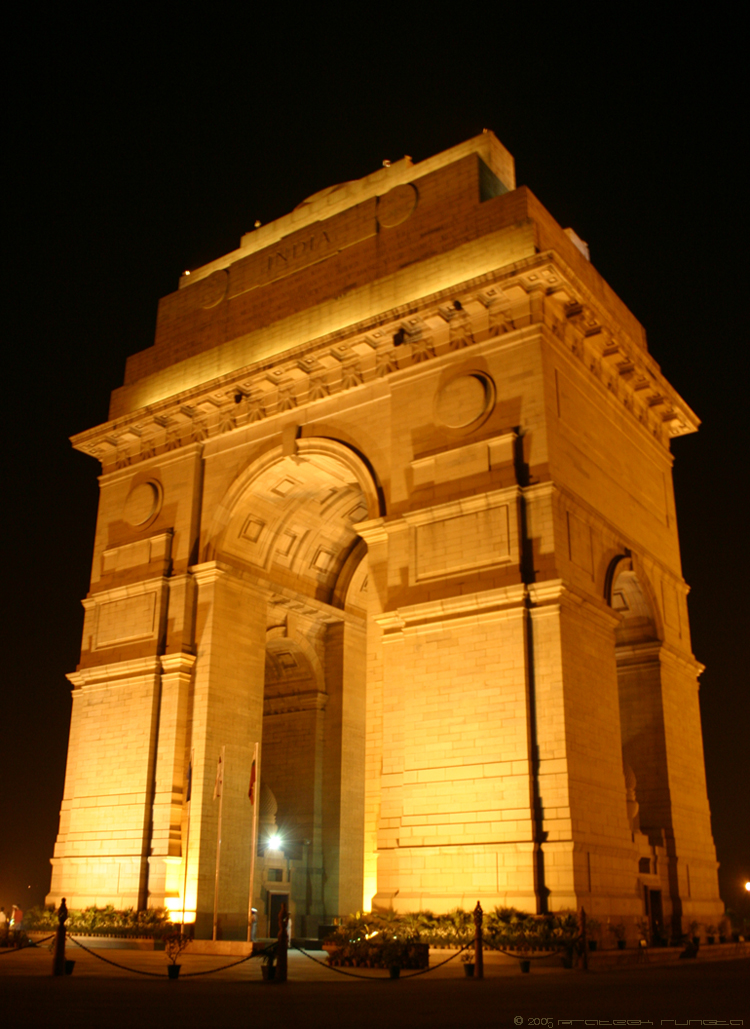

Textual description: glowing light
[268,834,281,850]
[167,909,196,923]
[745,881,750,892]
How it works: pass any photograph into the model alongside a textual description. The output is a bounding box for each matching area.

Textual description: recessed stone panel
[414,505,510,581]
[567,510,593,576]
[95,592,157,648]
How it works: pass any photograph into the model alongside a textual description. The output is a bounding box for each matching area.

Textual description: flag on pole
[186,759,193,803]
[213,753,223,801]
[248,759,256,803]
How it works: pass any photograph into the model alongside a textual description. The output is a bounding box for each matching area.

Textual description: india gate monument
[48,133,723,940]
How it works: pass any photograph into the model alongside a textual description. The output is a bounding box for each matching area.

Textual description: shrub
[24,905,174,936]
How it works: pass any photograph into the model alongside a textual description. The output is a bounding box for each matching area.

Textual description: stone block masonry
[51,132,721,941]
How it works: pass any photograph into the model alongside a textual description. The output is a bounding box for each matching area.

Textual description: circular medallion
[123,481,162,526]
[197,268,228,309]
[377,183,418,228]
[435,373,494,429]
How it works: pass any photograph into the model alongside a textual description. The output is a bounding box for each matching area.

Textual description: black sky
[3,14,747,920]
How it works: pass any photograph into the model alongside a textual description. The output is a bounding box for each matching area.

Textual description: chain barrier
[9,928,576,978]
[179,942,274,978]
[293,940,473,979]
[68,935,168,976]
[67,933,275,978]
[0,932,55,955]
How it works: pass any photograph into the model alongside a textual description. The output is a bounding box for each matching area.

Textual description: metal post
[473,901,484,980]
[276,902,288,982]
[181,749,193,934]
[247,742,260,943]
[52,899,68,976]
[581,906,589,971]
[212,746,226,942]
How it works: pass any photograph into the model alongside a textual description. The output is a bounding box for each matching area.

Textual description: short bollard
[473,900,484,980]
[52,898,68,977]
[275,903,288,983]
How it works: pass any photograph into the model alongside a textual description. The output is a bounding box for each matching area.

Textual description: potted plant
[461,951,475,977]
[608,922,627,950]
[163,931,191,979]
[688,920,701,947]
[705,924,717,945]
[585,917,601,951]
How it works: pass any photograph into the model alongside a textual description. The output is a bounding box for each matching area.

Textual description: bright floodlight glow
[269,834,281,850]
[745,881,750,892]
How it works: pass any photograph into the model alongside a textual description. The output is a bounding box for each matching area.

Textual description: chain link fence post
[473,901,484,980]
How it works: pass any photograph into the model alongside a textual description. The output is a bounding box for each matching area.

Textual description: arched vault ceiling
[219,452,370,603]
[612,568,659,643]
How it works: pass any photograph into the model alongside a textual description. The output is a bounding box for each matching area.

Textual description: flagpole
[181,748,194,933]
[212,745,225,942]
[247,742,260,942]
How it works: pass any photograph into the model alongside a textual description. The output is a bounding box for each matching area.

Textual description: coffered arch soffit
[206,437,380,602]
[265,628,324,692]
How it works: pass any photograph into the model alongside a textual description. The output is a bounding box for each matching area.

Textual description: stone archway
[193,438,378,935]
[607,554,680,937]
[607,556,667,836]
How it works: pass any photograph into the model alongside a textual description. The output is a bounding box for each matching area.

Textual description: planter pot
[167,965,180,980]
[560,955,573,969]
[463,963,475,977]
[65,960,76,975]
[588,940,598,951]
[519,960,531,973]
[692,937,701,947]
[719,936,727,944]
[617,940,626,950]
[706,936,715,945]
[389,965,400,979]
[261,965,276,981]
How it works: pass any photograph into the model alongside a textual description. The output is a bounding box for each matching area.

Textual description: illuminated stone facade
[48,134,722,939]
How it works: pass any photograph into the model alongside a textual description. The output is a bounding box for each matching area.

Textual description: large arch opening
[207,439,377,935]
[608,555,675,939]
[608,557,667,836]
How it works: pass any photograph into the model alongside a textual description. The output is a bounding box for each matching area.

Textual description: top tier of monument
[111,131,650,419]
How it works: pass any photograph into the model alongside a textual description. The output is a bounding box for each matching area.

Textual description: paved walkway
[1,944,747,1028]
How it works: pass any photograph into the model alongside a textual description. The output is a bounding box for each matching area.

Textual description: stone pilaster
[188,562,267,938]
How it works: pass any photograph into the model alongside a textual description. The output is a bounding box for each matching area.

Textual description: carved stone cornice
[528,579,622,632]
[160,652,197,676]
[71,252,697,472]
[67,656,162,691]
[375,582,527,637]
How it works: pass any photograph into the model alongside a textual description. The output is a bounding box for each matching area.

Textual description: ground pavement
[1,943,747,1028]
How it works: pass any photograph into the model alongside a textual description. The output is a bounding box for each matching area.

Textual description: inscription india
[227,196,382,300]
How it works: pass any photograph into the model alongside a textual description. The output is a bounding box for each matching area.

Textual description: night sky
[3,15,747,922]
